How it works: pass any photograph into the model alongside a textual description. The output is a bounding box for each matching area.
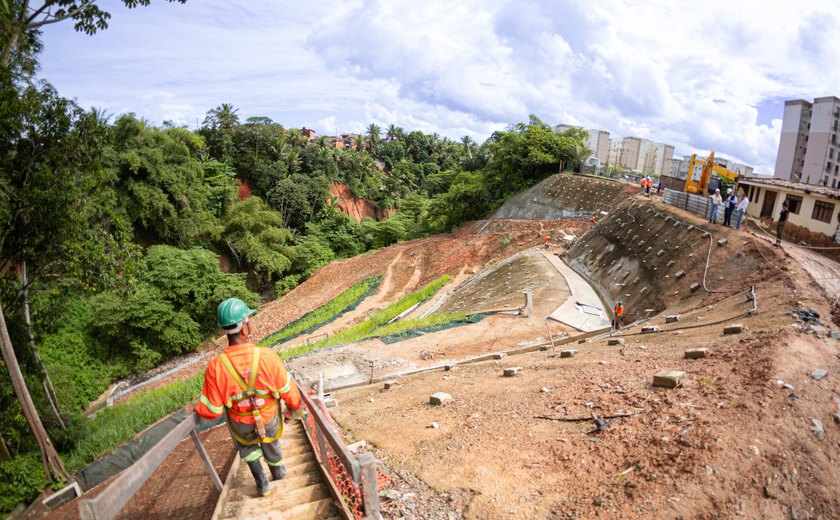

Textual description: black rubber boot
[247,460,270,496]
[269,461,286,481]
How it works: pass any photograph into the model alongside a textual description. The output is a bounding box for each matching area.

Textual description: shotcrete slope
[490,173,629,220]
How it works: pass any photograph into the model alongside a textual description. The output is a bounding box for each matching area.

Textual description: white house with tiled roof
[737,177,840,241]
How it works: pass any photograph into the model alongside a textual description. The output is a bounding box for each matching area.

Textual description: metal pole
[190,429,223,492]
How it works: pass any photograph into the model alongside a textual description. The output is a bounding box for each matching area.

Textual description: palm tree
[461,135,475,159]
[386,124,400,141]
[569,142,593,173]
[367,123,381,144]
[354,134,367,151]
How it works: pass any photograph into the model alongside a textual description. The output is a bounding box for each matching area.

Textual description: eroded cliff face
[329,180,380,221]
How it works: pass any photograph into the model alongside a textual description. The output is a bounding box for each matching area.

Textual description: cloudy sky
[39,0,840,175]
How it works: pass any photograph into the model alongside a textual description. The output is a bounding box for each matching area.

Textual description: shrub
[0,452,48,516]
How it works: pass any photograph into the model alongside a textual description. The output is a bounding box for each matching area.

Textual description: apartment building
[587,130,611,165]
[774,96,840,187]
[616,137,672,175]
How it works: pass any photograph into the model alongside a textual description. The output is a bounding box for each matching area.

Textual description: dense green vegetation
[0,5,587,511]
[260,277,381,347]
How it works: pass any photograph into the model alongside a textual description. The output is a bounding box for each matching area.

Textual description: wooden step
[285,451,317,467]
[276,498,339,520]
[270,470,323,493]
[235,485,333,519]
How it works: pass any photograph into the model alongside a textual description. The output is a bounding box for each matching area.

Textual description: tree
[1,0,187,69]
[569,142,593,173]
[366,123,381,145]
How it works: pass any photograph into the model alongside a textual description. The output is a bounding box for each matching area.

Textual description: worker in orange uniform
[195,298,306,496]
[544,235,551,249]
[613,300,624,329]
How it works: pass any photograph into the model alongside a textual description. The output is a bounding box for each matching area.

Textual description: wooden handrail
[78,413,221,520]
[299,390,361,481]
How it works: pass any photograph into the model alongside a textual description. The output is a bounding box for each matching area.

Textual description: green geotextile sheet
[75,410,224,491]
[268,277,381,347]
[378,313,488,344]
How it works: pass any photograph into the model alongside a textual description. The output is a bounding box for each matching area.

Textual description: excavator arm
[683,150,739,195]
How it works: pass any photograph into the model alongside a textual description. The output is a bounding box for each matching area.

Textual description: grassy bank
[64,373,202,474]
[280,275,455,357]
[259,276,381,347]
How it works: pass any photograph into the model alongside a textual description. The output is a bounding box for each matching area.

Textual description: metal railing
[663,188,724,223]
[300,389,381,520]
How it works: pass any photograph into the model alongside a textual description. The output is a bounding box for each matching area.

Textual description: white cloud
[37,0,840,175]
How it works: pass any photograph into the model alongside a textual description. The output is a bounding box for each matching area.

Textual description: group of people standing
[708,187,749,229]
[639,176,663,197]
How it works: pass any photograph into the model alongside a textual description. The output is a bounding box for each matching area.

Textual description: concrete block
[723,323,743,334]
[323,396,339,408]
[665,315,679,323]
[657,250,666,257]
[430,392,452,405]
[646,246,653,253]
[717,239,728,246]
[560,349,577,358]
[539,345,549,351]
[703,232,711,238]
[444,364,455,371]
[675,271,686,279]
[578,338,586,344]
[503,367,523,377]
[492,352,507,360]
[641,326,659,334]
[684,348,707,359]
[633,277,640,285]
[667,260,676,267]
[640,286,648,294]
[653,370,685,388]
[690,283,701,292]
[383,380,398,390]
[687,225,694,231]
[607,338,624,346]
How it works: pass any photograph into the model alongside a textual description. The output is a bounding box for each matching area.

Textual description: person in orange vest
[544,235,551,249]
[195,298,305,496]
[613,300,624,329]
[639,177,645,195]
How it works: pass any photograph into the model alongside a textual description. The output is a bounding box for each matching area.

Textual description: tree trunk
[0,302,68,482]
[22,260,66,429]
[0,433,11,462]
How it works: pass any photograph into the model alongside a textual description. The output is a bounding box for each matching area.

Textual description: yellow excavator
[683,151,740,195]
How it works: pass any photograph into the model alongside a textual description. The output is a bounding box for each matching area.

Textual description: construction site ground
[67,178,840,519]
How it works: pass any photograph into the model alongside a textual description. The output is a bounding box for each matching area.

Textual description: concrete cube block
[675,271,686,279]
[653,370,685,388]
[717,239,727,246]
[492,352,507,360]
[689,283,701,292]
[657,250,666,257]
[723,324,743,334]
[383,380,398,390]
[430,392,452,405]
[667,260,676,267]
[560,349,577,358]
[641,326,659,334]
[684,348,707,359]
[665,315,679,323]
[607,338,624,346]
[503,367,523,377]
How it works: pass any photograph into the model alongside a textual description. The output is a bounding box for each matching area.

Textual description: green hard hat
[217,298,255,328]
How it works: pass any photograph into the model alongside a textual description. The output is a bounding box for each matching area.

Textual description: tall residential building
[650,143,675,177]
[774,96,840,187]
[554,123,582,134]
[586,130,611,165]
[608,138,622,166]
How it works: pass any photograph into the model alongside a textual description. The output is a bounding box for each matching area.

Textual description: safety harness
[219,347,283,445]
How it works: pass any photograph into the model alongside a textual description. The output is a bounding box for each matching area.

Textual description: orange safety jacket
[615,303,623,317]
[196,342,302,425]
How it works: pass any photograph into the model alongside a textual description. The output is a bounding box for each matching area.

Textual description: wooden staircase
[215,421,344,519]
